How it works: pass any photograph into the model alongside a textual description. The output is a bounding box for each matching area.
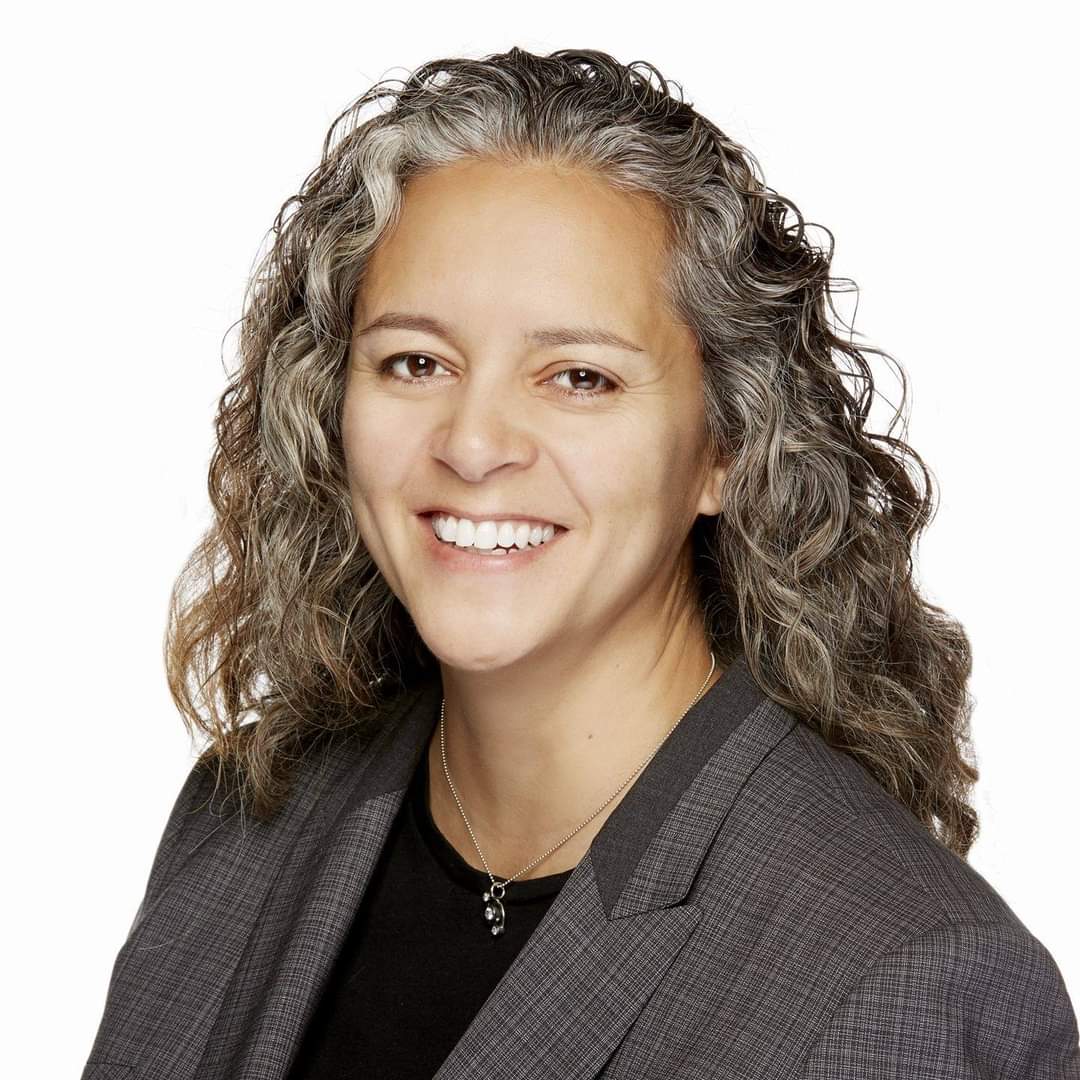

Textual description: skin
[342,157,728,879]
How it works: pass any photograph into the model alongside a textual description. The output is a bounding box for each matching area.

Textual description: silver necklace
[438,652,717,937]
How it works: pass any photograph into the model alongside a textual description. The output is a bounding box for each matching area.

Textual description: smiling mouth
[418,512,566,563]
[423,512,563,553]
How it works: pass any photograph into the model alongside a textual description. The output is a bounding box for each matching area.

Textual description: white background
[4,2,1076,1074]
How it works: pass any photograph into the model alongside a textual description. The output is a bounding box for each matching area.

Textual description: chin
[428,638,534,673]
[416,621,538,674]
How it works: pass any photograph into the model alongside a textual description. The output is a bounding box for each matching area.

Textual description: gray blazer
[82,653,1080,1079]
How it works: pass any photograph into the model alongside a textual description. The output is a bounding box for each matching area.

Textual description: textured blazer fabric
[81,653,1080,1079]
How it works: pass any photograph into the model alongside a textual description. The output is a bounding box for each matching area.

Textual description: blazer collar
[195,649,798,1080]
[347,648,780,920]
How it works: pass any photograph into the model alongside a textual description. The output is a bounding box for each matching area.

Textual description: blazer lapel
[432,653,796,1079]
[204,651,795,1080]
[432,854,702,1080]
[200,680,442,1080]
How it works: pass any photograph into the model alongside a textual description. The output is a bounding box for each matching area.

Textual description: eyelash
[376,353,617,400]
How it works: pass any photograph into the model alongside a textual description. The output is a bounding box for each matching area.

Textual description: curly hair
[165,45,979,854]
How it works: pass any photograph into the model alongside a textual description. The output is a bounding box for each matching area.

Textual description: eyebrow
[353,311,645,353]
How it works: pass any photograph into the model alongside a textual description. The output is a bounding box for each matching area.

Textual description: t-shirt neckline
[409,743,575,902]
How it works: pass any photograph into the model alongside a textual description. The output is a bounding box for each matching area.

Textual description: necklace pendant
[482,880,507,936]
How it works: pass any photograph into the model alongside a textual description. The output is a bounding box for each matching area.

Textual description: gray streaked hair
[166,46,978,854]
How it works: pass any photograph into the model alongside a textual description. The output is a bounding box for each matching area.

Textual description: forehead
[355,158,678,341]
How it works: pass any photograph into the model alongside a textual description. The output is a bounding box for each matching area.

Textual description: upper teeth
[431,514,558,550]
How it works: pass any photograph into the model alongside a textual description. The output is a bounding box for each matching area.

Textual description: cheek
[614,435,702,556]
[564,422,686,537]
[340,389,417,498]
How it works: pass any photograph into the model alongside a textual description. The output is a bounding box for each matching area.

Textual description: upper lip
[417,505,567,529]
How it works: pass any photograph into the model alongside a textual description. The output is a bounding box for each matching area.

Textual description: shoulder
[732,716,1079,1076]
[135,680,428,921]
[799,917,1080,1077]
[746,715,1026,930]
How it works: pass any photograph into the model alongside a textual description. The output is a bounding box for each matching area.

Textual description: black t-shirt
[286,742,574,1079]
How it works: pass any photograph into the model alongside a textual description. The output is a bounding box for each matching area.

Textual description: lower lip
[416,514,566,571]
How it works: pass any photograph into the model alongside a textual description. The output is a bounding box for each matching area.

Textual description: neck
[426,612,723,881]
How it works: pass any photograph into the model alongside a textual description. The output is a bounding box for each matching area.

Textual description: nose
[428,371,537,483]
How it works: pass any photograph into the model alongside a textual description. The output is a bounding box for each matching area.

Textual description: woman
[81,46,1078,1079]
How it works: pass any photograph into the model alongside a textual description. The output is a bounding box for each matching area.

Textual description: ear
[695,458,728,518]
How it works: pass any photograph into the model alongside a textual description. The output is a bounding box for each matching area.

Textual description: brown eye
[550,367,615,397]
[379,353,446,380]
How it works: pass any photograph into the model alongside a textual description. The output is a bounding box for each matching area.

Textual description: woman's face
[343,157,726,673]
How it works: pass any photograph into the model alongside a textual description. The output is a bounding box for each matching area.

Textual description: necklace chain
[438,651,717,901]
